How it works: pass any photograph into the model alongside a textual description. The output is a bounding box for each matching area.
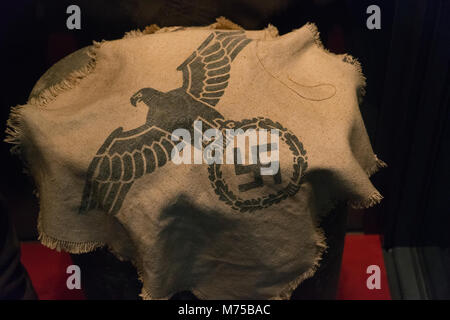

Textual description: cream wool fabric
[5,19,385,299]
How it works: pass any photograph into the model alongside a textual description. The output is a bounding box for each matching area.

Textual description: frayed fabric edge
[28,41,102,108]
[139,226,327,300]
[123,17,244,39]
[349,191,384,210]
[4,41,103,158]
[349,155,387,209]
[138,263,208,300]
[37,212,103,254]
[38,230,104,254]
[5,37,108,254]
[123,24,161,39]
[304,22,367,100]
[367,154,388,177]
[269,225,328,300]
[4,105,26,156]
[27,41,103,107]
[37,209,328,300]
[209,16,243,30]
[139,286,208,301]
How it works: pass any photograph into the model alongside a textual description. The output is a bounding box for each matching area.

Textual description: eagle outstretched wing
[79,125,176,215]
[177,30,252,107]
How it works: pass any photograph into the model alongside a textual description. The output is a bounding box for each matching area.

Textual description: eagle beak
[130,95,138,107]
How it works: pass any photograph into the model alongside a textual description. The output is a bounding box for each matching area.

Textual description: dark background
[0,0,449,298]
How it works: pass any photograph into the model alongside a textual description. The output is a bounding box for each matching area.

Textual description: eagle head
[130,88,161,107]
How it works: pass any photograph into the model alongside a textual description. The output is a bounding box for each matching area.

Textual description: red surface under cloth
[20,234,390,300]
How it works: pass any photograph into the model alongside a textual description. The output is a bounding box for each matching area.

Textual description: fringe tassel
[209,16,243,30]
[137,260,152,300]
[4,104,27,155]
[123,17,243,40]
[264,24,279,39]
[349,191,384,210]
[123,24,161,39]
[139,288,152,300]
[367,154,388,177]
[38,230,104,254]
[305,22,324,49]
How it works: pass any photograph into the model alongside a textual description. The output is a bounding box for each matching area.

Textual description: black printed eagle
[79,31,252,215]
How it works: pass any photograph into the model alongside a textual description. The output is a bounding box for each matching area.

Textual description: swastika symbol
[234,143,281,192]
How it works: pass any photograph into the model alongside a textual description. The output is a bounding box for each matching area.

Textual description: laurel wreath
[207,117,308,213]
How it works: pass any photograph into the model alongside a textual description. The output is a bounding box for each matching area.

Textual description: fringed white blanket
[5,18,385,299]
